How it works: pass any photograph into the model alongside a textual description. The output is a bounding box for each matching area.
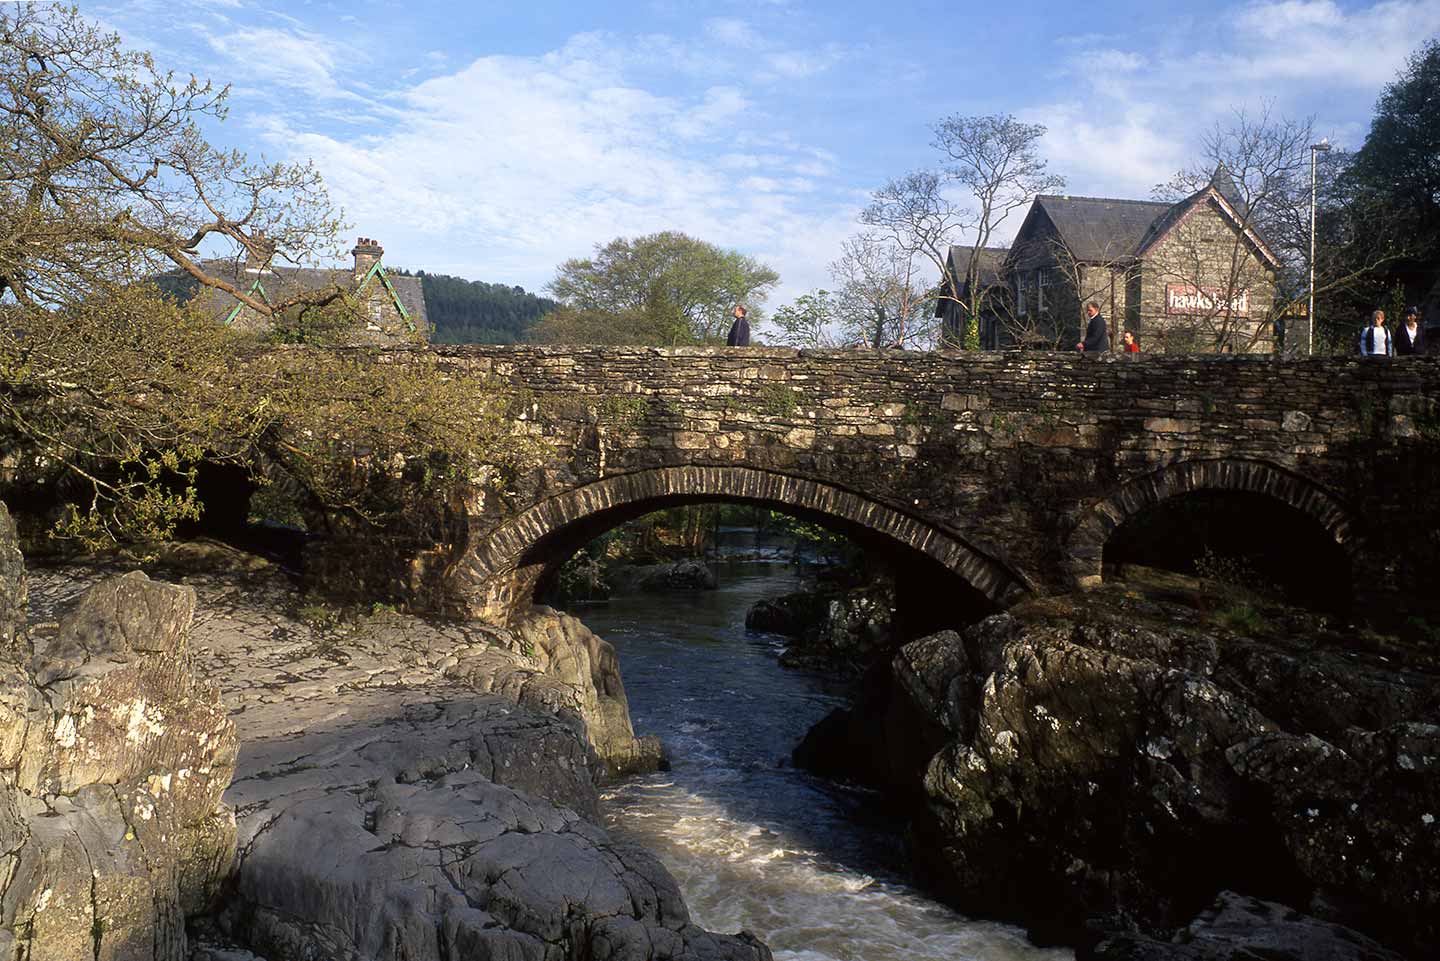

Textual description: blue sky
[91,0,1440,306]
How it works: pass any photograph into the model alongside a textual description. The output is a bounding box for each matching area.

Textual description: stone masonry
[357,346,1440,624]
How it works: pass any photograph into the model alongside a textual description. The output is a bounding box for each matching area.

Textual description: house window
[1016,272,1027,316]
[1036,269,1048,313]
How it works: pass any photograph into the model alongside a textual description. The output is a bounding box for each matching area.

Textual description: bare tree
[862,115,1063,349]
[0,4,537,553]
[830,234,936,348]
[1155,106,1408,353]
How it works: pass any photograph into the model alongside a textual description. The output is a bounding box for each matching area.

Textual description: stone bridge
[398,346,1440,625]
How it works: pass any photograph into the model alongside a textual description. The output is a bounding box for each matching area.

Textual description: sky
[88,0,1440,306]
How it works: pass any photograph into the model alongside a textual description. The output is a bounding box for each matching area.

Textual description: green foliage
[769,290,840,348]
[1194,547,1260,591]
[1213,602,1269,636]
[531,303,694,346]
[764,510,861,567]
[534,231,780,345]
[1,283,541,553]
[1346,39,1440,269]
[247,480,309,530]
[757,383,798,418]
[600,394,649,428]
[1314,39,1440,338]
[297,600,342,634]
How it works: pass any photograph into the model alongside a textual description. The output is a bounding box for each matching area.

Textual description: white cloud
[705,17,764,48]
[204,25,359,101]
[253,33,856,303]
[1037,0,1440,199]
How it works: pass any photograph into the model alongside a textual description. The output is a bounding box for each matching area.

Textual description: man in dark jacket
[1395,305,1425,355]
[1076,301,1110,353]
[725,304,751,346]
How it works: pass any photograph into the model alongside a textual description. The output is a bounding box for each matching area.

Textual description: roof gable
[190,259,428,333]
[1134,186,1282,270]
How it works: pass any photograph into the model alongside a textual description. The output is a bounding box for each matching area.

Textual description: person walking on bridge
[1077,302,1109,354]
[1395,306,1425,355]
[726,304,751,347]
[1358,309,1393,357]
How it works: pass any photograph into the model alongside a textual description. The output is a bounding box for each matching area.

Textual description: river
[578,535,1073,961]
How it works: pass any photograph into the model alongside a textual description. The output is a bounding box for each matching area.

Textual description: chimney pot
[352,236,384,279]
[244,229,276,272]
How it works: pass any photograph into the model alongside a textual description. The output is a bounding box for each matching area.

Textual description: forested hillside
[392,269,557,343]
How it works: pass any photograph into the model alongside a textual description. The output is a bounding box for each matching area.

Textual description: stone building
[938,172,1282,353]
[186,236,429,344]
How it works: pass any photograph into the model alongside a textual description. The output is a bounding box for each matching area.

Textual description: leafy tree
[0,3,343,315]
[533,231,779,345]
[0,5,536,553]
[769,290,842,348]
[1348,39,1440,261]
[1327,39,1440,339]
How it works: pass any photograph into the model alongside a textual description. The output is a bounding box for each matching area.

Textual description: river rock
[744,591,829,638]
[1085,891,1408,961]
[759,580,896,673]
[508,606,665,777]
[612,559,719,592]
[0,506,237,961]
[26,560,763,961]
[799,587,1438,957]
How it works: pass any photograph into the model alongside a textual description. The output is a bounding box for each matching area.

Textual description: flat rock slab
[27,565,769,961]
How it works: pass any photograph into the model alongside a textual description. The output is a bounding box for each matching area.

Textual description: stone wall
[365,346,1440,623]
[1138,198,1277,353]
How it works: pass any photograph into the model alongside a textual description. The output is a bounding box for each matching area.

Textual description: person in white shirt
[1358,309,1393,357]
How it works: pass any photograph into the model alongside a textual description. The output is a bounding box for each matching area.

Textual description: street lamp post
[1308,139,1331,356]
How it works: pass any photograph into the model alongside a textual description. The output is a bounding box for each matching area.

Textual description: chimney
[352,237,384,279]
[244,228,276,273]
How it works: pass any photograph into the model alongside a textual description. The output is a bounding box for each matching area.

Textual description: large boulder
[1085,891,1409,961]
[214,693,767,961]
[744,591,830,638]
[611,559,718,593]
[0,507,236,961]
[467,606,665,778]
[798,588,1438,957]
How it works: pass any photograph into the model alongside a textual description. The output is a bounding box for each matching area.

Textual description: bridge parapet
[385,346,1440,621]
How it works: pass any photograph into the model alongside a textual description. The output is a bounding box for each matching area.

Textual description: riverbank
[16,537,769,961]
[793,576,1440,959]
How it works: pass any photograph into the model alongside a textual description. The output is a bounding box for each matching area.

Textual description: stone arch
[1065,457,1360,589]
[454,465,1034,622]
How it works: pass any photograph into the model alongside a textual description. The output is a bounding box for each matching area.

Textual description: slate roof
[181,258,428,333]
[1032,195,1177,263]
[946,245,1009,288]
[935,245,1009,317]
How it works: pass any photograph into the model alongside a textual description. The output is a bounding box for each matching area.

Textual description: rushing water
[581,532,1072,961]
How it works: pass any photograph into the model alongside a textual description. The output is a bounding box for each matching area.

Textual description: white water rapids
[581,538,1073,961]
